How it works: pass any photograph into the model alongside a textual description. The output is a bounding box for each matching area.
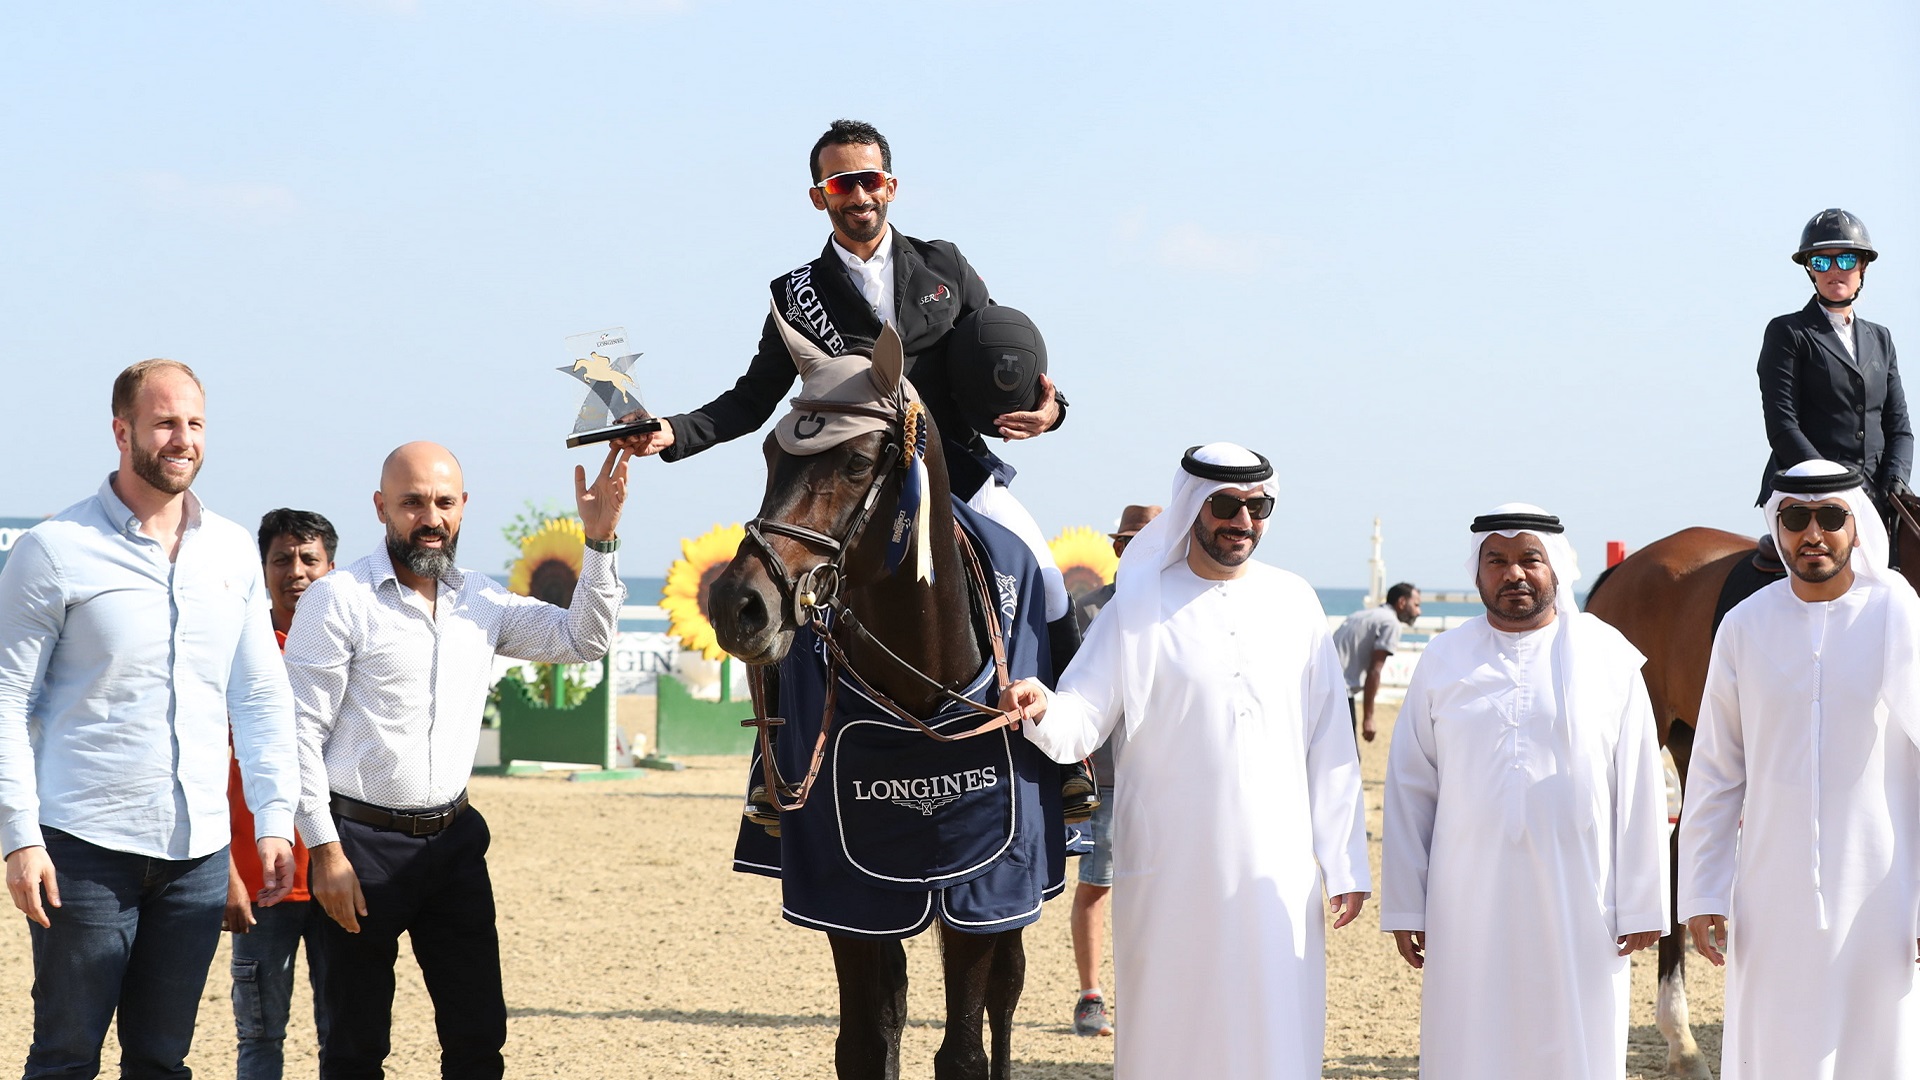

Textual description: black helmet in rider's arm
[946,306,1048,435]
[1794,208,1879,264]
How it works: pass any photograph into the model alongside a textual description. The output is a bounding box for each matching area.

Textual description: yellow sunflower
[1049,526,1119,605]
[508,518,585,608]
[661,523,746,660]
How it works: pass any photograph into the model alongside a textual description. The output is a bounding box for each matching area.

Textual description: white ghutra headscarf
[1105,442,1278,737]
[1461,502,1583,620]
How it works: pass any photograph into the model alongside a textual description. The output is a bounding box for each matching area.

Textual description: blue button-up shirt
[0,476,298,860]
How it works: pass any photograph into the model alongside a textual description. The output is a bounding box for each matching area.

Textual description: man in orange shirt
[226,508,337,1079]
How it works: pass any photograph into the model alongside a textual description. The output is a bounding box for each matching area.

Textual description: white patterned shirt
[285,544,622,846]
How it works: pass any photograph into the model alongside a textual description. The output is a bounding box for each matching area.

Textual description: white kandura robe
[1380,614,1668,1079]
[1023,560,1369,1080]
[1678,579,1920,1080]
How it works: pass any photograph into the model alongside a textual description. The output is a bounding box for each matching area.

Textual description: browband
[1470,512,1564,535]
[1181,446,1273,483]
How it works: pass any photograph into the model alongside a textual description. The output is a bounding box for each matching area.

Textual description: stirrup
[744,785,782,837]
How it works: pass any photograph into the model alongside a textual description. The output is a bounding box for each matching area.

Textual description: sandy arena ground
[1,702,1724,1078]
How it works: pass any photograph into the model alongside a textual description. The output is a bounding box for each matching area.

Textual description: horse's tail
[1583,561,1621,610]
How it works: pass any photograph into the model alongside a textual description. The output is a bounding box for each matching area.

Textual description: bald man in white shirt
[287,442,630,1080]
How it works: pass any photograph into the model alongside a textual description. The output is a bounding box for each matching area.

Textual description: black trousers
[316,807,505,1080]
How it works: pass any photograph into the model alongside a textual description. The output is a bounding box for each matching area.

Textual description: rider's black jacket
[662,233,1061,499]
[1757,296,1911,505]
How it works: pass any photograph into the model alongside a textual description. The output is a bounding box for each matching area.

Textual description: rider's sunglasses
[1206,493,1276,521]
[1806,253,1861,273]
[1778,504,1851,532]
[815,169,892,197]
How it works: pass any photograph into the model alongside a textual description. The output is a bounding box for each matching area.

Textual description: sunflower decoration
[1049,526,1119,606]
[661,523,746,661]
[508,517,585,608]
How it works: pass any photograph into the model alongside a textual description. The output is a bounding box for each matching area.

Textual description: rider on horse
[610,120,1076,646]
[1757,209,1910,525]
[610,120,1091,823]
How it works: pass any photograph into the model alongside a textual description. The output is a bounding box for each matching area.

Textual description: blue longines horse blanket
[733,500,1076,938]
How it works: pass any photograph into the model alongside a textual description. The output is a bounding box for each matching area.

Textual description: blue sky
[3,1,1915,591]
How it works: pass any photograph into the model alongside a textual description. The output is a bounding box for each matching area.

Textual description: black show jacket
[662,233,1035,498]
[1756,296,1911,504]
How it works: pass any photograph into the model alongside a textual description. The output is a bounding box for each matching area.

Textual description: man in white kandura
[1679,460,1920,1079]
[1381,504,1669,1079]
[999,442,1369,1080]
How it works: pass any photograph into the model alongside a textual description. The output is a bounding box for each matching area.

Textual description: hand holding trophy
[559,326,663,448]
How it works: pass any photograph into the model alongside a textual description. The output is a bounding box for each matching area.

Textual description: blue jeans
[232,898,331,1080]
[23,829,228,1080]
[1076,793,1115,887]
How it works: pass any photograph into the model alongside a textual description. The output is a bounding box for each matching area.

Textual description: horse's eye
[845,455,873,477]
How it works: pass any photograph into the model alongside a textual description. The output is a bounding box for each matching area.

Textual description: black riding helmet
[1793,208,1879,264]
[946,306,1048,435]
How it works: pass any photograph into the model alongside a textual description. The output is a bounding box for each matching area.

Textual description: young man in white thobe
[1679,460,1920,1080]
[1000,442,1370,1080]
[1381,504,1668,1079]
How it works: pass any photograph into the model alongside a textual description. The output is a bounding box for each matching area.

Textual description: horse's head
[711,308,944,665]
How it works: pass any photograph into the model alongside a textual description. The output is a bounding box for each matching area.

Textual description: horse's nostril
[736,590,766,632]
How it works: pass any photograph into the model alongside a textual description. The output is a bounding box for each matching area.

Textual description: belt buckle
[409,809,449,837]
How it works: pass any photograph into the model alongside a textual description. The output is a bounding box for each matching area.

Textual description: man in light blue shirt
[0,359,300,1080]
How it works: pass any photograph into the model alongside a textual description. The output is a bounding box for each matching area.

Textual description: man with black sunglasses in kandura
[1000,444,1369,1080]
[1680,460,1920,1079]
[612,119,1076,629]
[1756,209,1910,526]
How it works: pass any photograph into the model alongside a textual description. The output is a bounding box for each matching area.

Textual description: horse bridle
[736,394,1019,815]
[738,399,906,631]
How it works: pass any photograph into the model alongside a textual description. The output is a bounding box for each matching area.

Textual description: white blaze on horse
[709,305,1073,1080]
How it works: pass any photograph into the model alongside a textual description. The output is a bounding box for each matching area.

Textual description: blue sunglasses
[1807,253,1860,273]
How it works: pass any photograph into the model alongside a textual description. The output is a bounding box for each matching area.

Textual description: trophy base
[566,418,662,448]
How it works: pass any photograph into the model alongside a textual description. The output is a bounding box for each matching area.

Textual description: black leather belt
[330,791,470,837]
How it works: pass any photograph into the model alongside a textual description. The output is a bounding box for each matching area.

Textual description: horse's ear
[769,300,831,375]
[871,322,904,399]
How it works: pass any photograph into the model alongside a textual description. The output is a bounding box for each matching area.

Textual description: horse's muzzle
[710,558,794,665]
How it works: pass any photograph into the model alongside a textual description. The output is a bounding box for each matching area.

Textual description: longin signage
[850,766,999,816]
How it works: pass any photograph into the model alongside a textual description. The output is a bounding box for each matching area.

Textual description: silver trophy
[560,326,660,448]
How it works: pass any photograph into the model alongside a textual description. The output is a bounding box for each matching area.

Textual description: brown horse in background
[1584,504,1920,1078]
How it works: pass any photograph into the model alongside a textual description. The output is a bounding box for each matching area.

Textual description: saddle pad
[830,717,1019,886]
[1712,552,1787,638]
[729,498,1070,938]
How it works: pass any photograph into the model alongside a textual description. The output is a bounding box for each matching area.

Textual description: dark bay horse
[706,315,1059,1080]
[1584,506,1920,1077]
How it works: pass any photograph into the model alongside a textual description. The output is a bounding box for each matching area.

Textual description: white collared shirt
[285,544,623,845]
[833,227,896,326]
[0,476,297,860]
[1823,304,1857,359]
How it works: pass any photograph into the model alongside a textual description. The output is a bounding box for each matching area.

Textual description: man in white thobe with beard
[999,442,1370,1080]
[1381,505,1668,1079]
[1679,460,1920,1080]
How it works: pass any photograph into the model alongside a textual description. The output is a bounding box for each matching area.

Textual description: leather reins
[737,395,1019,815]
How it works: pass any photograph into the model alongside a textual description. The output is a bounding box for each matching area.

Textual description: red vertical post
[1606,540,1627,567]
